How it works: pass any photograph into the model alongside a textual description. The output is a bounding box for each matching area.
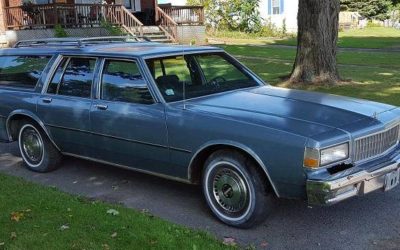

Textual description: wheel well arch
[188,142,280,197]
[6,111,60,151]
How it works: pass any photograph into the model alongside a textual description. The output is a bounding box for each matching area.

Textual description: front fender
[188,140,281,197]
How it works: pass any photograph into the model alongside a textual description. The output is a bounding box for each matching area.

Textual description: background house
[260,0,298,33]
[0,0,205,46]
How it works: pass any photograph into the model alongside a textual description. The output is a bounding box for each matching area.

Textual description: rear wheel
[202,150,273,228]
[18,122,62,172]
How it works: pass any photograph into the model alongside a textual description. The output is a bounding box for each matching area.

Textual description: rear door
[37,56,98,156]
[90,58,171,175]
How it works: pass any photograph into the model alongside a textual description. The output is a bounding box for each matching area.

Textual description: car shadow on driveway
[1,142,399,250]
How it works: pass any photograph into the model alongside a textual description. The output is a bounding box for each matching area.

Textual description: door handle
[94,104,108,110]
[41,97,52,103]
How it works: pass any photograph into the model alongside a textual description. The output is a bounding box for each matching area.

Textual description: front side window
[48,57,96,98]
[0,56,50,89]
[146,53,259,102]
[101,60,153,105]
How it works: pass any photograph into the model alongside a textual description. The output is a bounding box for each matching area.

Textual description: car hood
[185,86,397,137]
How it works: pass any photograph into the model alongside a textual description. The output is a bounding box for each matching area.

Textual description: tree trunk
[289,0,341,84]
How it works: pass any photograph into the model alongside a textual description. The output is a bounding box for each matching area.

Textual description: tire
[18,121,62,173]
[202,150,273,228]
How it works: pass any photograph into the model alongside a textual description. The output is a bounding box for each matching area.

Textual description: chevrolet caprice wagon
[0,37,399,228]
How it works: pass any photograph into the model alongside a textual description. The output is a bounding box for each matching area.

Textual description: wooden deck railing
[4,3,143,34]
[107,5,143,36]
[156,6,178,43]
[159,6,204,25]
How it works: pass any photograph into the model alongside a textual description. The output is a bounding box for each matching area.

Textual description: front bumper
[307,161,400,206]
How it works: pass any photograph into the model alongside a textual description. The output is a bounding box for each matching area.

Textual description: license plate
[384,169,400,192]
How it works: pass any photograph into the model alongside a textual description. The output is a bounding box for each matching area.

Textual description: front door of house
[124,0,141,12]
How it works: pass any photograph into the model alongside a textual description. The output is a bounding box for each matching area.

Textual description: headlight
[304,143,349,169]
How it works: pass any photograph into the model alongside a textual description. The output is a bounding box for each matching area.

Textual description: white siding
[260,0,298,33]
[158,0,186,5]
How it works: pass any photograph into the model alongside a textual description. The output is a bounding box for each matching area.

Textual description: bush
[101,21,125,36]
[367,20,383,28]
[54,24,68,38]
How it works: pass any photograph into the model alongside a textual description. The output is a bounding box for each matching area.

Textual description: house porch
[0,0,205,45]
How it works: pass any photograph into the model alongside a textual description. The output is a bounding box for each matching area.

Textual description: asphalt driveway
[1,142,399,249]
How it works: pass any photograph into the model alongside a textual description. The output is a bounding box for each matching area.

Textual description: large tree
[290,0,341,84]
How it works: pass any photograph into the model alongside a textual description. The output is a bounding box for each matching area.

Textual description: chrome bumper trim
[307,162,400,206]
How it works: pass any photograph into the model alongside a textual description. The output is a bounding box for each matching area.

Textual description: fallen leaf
[260,241,269,248]
[111,232,117,238]
[102,243,110,250]
[141,209,154,218]
[10,212,24,222]
[60,225,70,231]
[10,232,17,240]
[223,237,237,246]
[106,209,119,216]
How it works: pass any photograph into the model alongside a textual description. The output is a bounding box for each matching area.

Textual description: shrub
[54,24,68,38]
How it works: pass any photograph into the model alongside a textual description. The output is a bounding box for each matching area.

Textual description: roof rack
[14,36,151,48]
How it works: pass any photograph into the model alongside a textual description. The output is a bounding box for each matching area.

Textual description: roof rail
[14,36,151,48]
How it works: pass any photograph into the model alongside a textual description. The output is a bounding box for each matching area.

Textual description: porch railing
[159,6,204,25]
[155,6,178,43]
[4,3,143,35]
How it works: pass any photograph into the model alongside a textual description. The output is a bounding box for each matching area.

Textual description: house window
[272,0,280,15]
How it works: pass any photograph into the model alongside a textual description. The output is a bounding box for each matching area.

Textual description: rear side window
[0,56,50,89]
[101,60,153,104]
[48,57,96,98]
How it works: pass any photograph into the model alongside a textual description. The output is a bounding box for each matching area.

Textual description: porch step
[142,26,163,33]
[150,38,174,43]
[145,34,168,40]
[142,27,174,44]
[124,25,174,44]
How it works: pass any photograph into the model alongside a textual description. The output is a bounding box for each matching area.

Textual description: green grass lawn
[221,45,400,106]
[211,27,400,49]
[0,174,231,250]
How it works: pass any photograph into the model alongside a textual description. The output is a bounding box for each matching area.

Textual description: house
[165,0,367,34]
[260,0,298,33]
[0,0,206,46]
[164,0,299,33]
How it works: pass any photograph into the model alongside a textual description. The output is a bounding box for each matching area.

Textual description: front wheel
[202,150,273,228]
[18,122,62,172]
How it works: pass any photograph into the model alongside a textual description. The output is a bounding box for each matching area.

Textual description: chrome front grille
[354,124,400,162]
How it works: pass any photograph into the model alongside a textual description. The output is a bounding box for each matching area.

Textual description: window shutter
[280,0,284,14]
[268,0,272,15]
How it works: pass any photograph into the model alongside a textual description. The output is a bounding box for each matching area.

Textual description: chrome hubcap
[21,127,43,164]
[212,168,248,213]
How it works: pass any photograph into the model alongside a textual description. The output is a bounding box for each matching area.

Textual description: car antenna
[182,46,187,110]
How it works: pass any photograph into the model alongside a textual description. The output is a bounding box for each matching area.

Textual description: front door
[90,58,171,175]
[37,56,98,156]
[124,0,141,11]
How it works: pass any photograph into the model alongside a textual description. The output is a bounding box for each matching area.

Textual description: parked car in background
[0,38,399,228]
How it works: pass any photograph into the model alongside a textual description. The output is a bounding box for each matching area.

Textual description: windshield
[145,52,261,102]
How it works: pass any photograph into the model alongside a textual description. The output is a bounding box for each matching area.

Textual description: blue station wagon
[0,37,399,228]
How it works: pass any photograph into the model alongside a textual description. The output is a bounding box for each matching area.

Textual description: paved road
[1,142,399,249]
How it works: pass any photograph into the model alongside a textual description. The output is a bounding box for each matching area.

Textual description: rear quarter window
[0,56,50,89]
